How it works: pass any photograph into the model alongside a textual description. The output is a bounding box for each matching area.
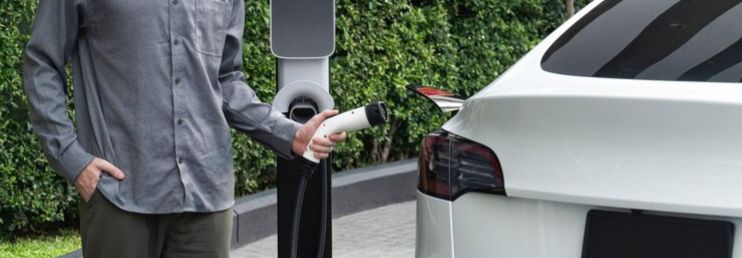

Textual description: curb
[231,158,417,247]
[60,158,417,257]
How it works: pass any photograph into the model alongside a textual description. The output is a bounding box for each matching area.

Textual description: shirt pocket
[194,0,228,56]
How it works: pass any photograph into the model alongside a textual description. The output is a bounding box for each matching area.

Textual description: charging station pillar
[271,1,335,257]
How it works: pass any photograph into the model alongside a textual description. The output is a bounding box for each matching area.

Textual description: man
[23,0,345,257]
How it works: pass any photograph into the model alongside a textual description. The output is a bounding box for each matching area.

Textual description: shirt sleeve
[219,0,301,159]
[23,0,94,183]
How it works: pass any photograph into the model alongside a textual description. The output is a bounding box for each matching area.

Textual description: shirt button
[178,157,184,164]
[177,119,184,125]
[173,0,178,5]
[173,39,180,45]
[175,78,181,84]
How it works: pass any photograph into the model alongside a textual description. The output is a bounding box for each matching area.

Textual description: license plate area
[583,210,734,258]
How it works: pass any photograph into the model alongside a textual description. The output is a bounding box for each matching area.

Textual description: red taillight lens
[419,131,453,199]
[418,131,505,200]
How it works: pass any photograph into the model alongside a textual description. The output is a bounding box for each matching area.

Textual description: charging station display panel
[271,0,335,58]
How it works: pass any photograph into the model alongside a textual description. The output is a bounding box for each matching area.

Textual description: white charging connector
[303,102,388,163]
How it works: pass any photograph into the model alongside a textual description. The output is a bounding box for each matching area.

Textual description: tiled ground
[231,201,416,258]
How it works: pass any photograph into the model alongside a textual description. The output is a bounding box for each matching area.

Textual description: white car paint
[445,192,742,258]
[416,191,454,258]
[443,0,742,217]
[417,0,742,257]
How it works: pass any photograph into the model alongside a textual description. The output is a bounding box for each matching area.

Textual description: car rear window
[541,0,742,83]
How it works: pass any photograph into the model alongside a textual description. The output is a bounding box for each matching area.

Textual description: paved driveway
[231,201,416,257]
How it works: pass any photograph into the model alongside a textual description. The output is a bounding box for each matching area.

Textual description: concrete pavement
[231,200,416,257]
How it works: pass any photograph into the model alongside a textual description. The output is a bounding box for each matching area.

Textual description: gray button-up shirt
[23,0,300,213]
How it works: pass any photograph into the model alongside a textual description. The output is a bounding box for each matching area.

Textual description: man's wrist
[292,129,306,155]
[59,142,96,184]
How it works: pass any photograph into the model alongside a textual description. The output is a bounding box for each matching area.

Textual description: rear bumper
[450,192,589,258]
[417,191,742,258]
[416,191,454,258]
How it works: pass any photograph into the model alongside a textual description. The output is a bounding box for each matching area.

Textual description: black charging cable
[291,156,322,258]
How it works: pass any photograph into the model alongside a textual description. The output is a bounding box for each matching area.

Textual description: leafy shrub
[0,0,585,238]
[0,0,80,239]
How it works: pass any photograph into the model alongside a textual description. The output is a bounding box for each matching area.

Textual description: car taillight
[418,130,505,200]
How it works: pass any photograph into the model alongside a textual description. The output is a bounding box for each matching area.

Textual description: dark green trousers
[79,191,232,258]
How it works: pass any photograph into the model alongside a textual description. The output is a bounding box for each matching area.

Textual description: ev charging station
[271,1,335,257]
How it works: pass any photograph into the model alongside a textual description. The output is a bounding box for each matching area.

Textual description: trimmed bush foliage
[1,0,584,238]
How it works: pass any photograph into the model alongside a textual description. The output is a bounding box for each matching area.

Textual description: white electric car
[416,0,742,257]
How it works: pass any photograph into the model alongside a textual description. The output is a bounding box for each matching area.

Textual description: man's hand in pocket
[74,158,125,202]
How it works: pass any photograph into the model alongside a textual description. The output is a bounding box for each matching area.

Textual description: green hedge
[0,0,585,239]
